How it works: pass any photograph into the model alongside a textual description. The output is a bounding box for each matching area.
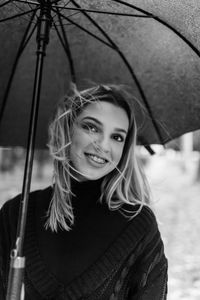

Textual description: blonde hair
[46,84,151,232]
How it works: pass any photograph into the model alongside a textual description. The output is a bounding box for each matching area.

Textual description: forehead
[77,101,129,130]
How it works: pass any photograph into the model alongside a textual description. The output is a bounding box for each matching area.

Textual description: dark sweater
[0,180,168,300]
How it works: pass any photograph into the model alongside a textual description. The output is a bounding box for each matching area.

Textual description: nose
[94,135,110,153]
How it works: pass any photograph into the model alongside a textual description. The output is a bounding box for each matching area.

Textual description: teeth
[88,154,106,164]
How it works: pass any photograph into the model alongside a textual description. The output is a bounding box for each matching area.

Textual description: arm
[0,198,19,300]
[128,232,168,300]
[134,248,168,300]
[0,207,8,300]
[0,252,6,300]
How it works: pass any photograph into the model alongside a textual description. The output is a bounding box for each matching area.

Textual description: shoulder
[117,204,164,255]
[120,204,166,262]
[123,204,159,235]
[108,204,160,251]
[101,203,159,247]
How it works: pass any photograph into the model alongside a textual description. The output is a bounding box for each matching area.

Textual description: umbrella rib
[51,0,71,20]
[21,17,38,50]
[53,11,81,25]
[13,0,40,5]
[53,23,76,83]
[70,0,165,147]
[153,17,200,57]
[13,0,40,14]
[51,7,114,49]
[0,10,38,127]
[53,8,76,83]
[11,0,38,23]
[112,0,200,58]
[51,0,66,4]
[0,0,13,8]
[111,0,154,16]
[0,7,39,23]
[51,6,152,18]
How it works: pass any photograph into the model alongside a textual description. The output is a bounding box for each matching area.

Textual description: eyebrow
[82,116,128,134]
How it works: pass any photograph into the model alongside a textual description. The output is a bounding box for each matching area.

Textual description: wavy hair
[45,84,151,232]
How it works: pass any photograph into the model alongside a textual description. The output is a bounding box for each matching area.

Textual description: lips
[85,153,109,165]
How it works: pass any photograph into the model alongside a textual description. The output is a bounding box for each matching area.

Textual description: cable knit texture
[0,180,168,300]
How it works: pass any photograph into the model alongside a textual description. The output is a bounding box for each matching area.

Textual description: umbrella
[0,0,200,149]
[1,1,200,299]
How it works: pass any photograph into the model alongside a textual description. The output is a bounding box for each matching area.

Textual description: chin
[83,173,104,181]
[79,169,108,181]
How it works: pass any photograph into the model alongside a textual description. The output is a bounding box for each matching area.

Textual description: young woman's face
[70,101,129,180]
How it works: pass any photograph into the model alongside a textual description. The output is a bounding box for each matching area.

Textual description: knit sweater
[0,180,168,300]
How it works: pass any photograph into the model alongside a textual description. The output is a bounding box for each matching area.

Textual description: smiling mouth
[85,153,109,164]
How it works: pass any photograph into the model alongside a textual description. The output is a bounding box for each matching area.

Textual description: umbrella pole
[6,2,52,300]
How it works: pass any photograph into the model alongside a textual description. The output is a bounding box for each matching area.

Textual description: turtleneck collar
[71,177,105,212]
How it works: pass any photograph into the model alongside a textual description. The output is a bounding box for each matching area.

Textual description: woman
[0,84,168,299]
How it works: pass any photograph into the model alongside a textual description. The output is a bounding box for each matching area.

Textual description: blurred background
[0,130,200,300]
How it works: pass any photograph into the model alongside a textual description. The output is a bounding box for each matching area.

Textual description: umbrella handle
[6,254,25,300]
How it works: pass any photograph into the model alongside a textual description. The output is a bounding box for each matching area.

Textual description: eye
[81,122,98,133]
[112,134,125,143]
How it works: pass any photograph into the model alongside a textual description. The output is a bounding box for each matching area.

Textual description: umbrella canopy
[0,0,200,148]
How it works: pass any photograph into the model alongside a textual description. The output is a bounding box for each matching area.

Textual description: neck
[71,175,104,197]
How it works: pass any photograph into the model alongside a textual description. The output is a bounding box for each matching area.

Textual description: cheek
[113,144,125,163]
[70,130,91,153]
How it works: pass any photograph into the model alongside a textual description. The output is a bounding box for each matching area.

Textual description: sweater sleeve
[0,204,10,300]
[0,212,5,299]
[127,214,168,300]
[133,242,168,300]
